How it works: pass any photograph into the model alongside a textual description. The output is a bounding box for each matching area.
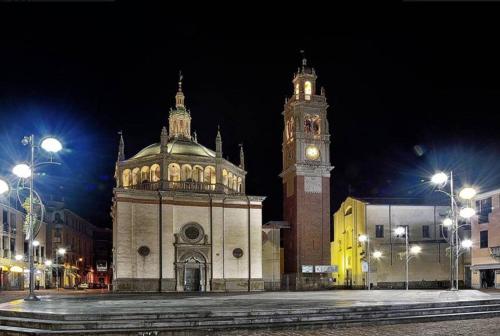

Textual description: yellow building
[331,197,367,288]
[332,197,468,289]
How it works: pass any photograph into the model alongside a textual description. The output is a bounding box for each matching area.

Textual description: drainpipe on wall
[247,195,251,292]
[158,189,163,293]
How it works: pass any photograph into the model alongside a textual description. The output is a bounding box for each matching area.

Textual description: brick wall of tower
[283,175,331,274]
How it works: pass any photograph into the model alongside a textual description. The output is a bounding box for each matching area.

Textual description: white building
[470,188,500,289]
[112,76,266,292]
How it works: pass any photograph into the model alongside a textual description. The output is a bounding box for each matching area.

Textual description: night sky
[0,4,499,228]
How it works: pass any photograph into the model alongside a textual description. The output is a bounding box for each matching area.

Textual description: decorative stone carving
[304,176,322,193]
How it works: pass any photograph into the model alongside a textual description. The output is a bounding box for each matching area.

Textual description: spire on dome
[175,70,185,108]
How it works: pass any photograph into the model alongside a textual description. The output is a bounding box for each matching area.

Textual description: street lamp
[358,234,371,290]
[431,171,476,291]
[56,248,66,290]
[395,226,421,290]
[373,250,382,259]
[0,135,63,301]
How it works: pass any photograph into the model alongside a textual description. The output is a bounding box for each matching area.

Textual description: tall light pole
[57,248,66,290]
[395,226,421,290]
[431,171,476,290]
[358,234,370,290]
[0,135,63,301]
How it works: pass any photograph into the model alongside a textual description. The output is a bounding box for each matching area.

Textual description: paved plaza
[1,290,500,335]
[222,316,500,336]
[0,289,497,315]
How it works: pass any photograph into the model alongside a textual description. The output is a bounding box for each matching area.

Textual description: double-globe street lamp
[431,171,475,290]
[0,135,62,301]
[358,234,383,290]
[394,226,422,290]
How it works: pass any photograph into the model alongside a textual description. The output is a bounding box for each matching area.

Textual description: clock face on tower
[305,145,320,161]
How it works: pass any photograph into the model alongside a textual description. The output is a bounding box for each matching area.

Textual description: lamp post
[431,171,476,291]
[0,135,63,301]
[44,259,52,289]
[56,248,66,290]
[358,234,370,290]
[395,226,421,290]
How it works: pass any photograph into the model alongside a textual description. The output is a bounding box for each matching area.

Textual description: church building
[112,75,265,292]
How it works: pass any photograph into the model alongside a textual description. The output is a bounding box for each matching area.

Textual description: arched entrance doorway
[177,251,207,292]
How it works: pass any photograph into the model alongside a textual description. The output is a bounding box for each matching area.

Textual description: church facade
[111,76,265,292]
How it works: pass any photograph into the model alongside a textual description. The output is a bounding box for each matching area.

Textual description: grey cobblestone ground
[217,317,500,336]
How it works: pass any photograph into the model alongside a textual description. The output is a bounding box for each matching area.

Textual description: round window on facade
[180,223,204,243]
[233,248,244,258]
[138,246,150,257]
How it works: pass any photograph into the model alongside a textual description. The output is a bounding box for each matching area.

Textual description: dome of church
[131,139,216,159]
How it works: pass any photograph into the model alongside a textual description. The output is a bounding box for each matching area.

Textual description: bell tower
[281,53,333,278]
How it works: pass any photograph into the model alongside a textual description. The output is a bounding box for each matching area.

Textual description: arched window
[222,169,228,186]
[150,164,161,182]
[227,172,233,189]
[140,166,150,183]
[345,206,353,216]
[122,169,131,187]
[132,168,140,186]
[168,163,180,181]
[192,165,204,182]
[304,81,312,100]
[204,166,216,185]
[233,175,238,190]
[181,164,192,181]
[295,82,300,100]
[237,177,242,192]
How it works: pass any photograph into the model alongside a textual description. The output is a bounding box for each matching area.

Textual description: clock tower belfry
[281,54,333,280]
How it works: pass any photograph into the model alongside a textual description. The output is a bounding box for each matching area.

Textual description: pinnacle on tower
[239,144,245,170]
[216,125,222,158]
[117,131,125,161]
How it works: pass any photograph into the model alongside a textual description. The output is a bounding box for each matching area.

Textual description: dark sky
[0,4,499,228]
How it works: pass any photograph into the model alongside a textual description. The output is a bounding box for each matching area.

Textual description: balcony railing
[124,181,242,195]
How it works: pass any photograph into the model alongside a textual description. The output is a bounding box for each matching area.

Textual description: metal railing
[125,181,242,195]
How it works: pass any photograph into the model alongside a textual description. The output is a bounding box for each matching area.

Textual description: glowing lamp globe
[15,254,23,261]
[32,240,40,247]
[410,245,422,254]
[0,179,9,194]
[395,227,406,235]
[57,248,66,255]
[461,239,473,249]
[358,234,368,243]
[12,164,31,178]
[41,137,62,153]
[459,187,477,200]
[373,251,382,259]
[459,207,475,219]
[442,218,453,227]
[44,260,52,266]
[431,172,448,185]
